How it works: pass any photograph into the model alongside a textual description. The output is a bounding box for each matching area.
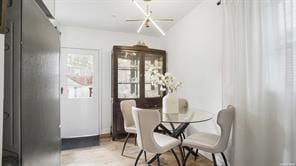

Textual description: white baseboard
[101,128,111,134]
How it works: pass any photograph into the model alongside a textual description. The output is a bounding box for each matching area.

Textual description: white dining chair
[182,105,235,166]
[162,98,189,139]
[178,98,189,113]
[177,98,189,139]
[120,100,137,156]
[132,107,182,166]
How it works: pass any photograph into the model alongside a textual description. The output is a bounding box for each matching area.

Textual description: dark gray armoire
[2,0,61,165]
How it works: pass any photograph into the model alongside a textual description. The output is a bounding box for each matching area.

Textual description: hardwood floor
[62,135,212,166]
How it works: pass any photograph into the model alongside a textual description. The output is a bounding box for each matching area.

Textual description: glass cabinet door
[144,53,164,98]
[117,51,140,98]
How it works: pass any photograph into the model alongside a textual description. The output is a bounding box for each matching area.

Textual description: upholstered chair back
[132,107,161,153]
[179,98,189,113]
[214,105,235,152]
[120,100,136,129]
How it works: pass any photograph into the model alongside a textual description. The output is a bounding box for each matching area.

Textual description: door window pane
[117,51,140,98]
[66,54,94,98]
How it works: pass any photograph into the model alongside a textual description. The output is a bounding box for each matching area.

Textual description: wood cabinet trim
[111,45,166,140]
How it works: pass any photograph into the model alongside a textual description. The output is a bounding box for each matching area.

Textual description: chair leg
[121,133,131,156]
[221,152,228,166]
[148,154,159,165]
[134,150,143,166]
[179,135,183,142]
[212,153,217,166]
[157,154,161,166]
[144,151,147,162]
[181,132,186,139]
[184,148,192,166]
[194,149,199,161]
[134,134,137,145]
[171,149,181,166]
[178,145,185,165]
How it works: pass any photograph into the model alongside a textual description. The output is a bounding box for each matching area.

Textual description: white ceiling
[54,0,202,36]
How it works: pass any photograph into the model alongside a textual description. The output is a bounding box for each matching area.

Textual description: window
[65,53,94,98]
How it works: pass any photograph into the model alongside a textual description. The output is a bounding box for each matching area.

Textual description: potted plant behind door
[149,66,182,114]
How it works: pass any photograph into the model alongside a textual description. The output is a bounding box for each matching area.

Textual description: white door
[60,48,100,138]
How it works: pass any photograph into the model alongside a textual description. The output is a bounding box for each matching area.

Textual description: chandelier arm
[132,0,148,16]
[148,17,166,36]
[132,0,166,36]
[137,12,151,33]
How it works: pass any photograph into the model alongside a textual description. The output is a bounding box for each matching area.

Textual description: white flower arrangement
[148,66,182,93]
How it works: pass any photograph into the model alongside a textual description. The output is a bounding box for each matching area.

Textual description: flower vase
[162,92,179,114]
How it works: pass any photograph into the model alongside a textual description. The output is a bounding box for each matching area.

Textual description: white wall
[165,0,224,161]
[60,26,166,135]
[166,0,223,135]
[0,34,4,165]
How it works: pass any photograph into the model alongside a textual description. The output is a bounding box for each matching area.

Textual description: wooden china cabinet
[111,45,166,140]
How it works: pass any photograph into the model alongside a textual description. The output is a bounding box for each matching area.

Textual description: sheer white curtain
[223,0,296,165]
